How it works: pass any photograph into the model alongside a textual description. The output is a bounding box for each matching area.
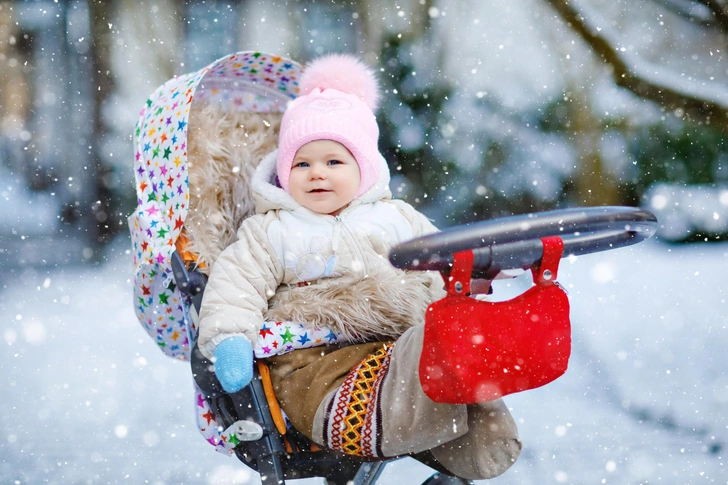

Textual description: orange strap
[174,229,207,270]
[257,360,323,452]
[256,361,287,436]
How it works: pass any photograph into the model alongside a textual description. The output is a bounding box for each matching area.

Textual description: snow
[0,165,59,236]
[2,236,726,484]
[5,1,727,480]
[644,183,728,241]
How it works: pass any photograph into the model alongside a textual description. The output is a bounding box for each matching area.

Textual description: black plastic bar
[353,461,390,485]
[170,251,208,313]
[179,258,374,484]
[389,207,657,273]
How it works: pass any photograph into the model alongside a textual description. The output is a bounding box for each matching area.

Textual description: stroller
[129,51,658,484]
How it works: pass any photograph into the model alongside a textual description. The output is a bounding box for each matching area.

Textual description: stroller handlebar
[175,207,658,308]
[388,206,658,276]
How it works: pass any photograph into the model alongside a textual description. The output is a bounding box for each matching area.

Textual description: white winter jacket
[197,151,446,360]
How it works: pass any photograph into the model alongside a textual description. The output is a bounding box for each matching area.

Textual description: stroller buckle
[235,420,264,442]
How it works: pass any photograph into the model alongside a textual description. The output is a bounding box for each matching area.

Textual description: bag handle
[532,236,564,285]
[443,236,564,295]
[443,250,474,296]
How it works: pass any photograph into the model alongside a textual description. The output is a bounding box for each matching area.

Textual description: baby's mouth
[309,189,330,193]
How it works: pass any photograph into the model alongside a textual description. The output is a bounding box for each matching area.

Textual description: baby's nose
[309,165,325,179]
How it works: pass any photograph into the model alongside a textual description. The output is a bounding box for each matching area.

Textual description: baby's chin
[313,202,351,216]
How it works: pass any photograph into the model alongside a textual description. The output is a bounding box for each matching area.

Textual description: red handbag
[419,236,571,404]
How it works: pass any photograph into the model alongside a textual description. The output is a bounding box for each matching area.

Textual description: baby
[198,54,521,480]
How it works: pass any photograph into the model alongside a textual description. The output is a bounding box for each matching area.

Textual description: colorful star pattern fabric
[194,320,341,456]
[128,51,303,360]
[254,321,342,358]
[194,382,235,455]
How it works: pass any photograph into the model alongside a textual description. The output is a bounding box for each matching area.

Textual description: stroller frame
[171,204,657,484]
[172,251,471,485]
[130,50,657,485]
[129,49,474,485]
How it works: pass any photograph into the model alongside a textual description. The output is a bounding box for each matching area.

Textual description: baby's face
[288,140,361,215]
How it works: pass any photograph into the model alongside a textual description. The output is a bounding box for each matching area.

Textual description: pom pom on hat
[299,54,381,111]
[276,54,386,198]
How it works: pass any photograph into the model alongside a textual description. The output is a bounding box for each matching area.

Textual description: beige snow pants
[267,325,522,480]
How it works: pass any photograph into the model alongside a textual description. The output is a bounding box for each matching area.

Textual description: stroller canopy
[129,51,303,359]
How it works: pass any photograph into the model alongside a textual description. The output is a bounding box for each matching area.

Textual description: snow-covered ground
[2,236,726,484]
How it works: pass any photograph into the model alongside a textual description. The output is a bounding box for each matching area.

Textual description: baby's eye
[327,159,342,165]
[293,161,309,168]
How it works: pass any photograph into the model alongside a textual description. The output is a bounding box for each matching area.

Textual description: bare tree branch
[650,0,716,25]
[698,0,728,31]
[543,0,728,132]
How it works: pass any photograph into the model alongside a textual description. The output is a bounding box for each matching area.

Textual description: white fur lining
[252,151,301,212]
[251,149,392,214]
[184,105,282,271]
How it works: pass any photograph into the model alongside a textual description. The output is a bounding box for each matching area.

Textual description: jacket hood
[252,150,392,214]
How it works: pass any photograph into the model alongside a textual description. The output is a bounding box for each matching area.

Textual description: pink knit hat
[276,54,382,197]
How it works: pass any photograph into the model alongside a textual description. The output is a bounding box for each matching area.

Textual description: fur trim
[185,102,281,271]
[300,54,380,111]
[252,151,302,213]
[264,269,433,341]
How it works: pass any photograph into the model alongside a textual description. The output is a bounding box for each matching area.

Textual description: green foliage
[536,98,572,134]
[376,35,577,226]
[376,35,457,209]
[450,140,569,225]
[628,122,727,191]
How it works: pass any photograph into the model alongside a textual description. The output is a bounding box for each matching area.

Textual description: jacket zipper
[333,214,368,277]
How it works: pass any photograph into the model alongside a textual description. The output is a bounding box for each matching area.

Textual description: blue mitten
[213,337,254,393]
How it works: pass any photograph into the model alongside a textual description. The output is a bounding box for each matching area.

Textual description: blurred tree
[356,0,435,59]
[377,33,457,217]
[0,1,103,267]
[0,3,30,153]
[629,122,728,188]
[88,1,116,244]
[568,87,620,206]
[102,0,185,243]
[541,0,728,241]
[543,0,728,133]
